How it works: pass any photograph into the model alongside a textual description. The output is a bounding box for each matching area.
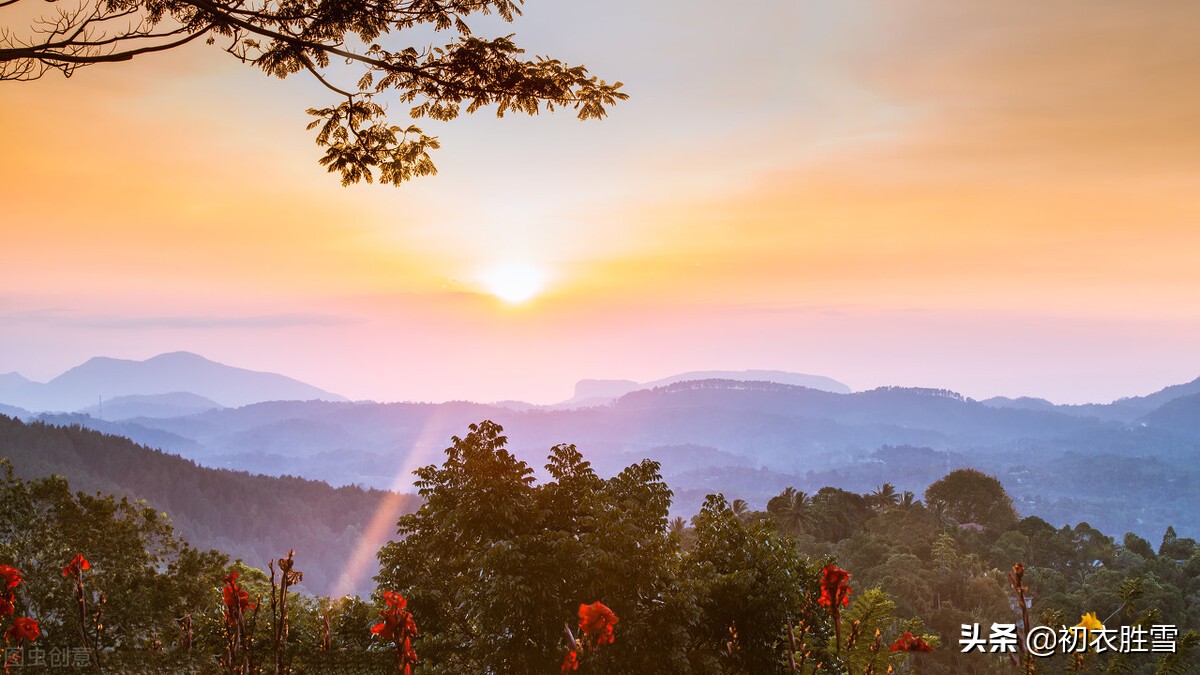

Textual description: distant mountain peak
[0,372,33,389]
[556,369,850,409]
[646,370,851,394]
[1,352,346,413]
[149,351,208,361]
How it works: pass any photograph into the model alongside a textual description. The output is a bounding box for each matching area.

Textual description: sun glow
[479,262,546,304]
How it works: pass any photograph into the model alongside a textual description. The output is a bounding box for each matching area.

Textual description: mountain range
[3,352,1199,549]
[0,353,852,415]
[0,351,345,413]
[982,374,1200,422]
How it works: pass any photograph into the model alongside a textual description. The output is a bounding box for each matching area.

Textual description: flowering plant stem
[1008,563,1034,673]
[786,618,798,671]
[270,550,302,675]
[69,567,102,672]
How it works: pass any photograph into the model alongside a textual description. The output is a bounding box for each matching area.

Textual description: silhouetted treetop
[0,0,626,185]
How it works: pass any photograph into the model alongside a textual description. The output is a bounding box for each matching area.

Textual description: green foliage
[1125,532,1157,559]
[1158,526,1198,561]
[1154,629,1198,675]
[839,589,934,675]
[683,494,821,674]
[810,487,873,542]
[0,458,229,660]
[767,486,814,536]
[0,414,409,596]
[375,420,688,673]
[6,418,1200,673]
[372,421,918,674]
[925,468,1019,532]
[774,474,1200,674]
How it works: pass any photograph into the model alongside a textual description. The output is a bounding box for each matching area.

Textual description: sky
[2,0,1200,405]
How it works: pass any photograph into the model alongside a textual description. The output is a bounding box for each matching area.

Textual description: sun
[478,263,546,304]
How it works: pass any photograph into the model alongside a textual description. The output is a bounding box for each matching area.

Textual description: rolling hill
[0,414,417,596]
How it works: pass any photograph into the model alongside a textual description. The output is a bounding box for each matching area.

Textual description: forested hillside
[1,419,1197,672]
[0,415,419,594]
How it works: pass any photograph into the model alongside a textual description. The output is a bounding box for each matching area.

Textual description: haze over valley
[4,352,1197,558]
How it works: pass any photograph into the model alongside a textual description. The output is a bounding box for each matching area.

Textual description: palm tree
[899,491,918,510]
[927,498,954,527]
[768,487,812,536]
[731,498,751,522]
[870,482,900,512]
[789,489,814,532]
[668,516,688,538]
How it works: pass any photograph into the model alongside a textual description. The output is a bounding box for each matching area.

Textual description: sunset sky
[3,0,1199,405]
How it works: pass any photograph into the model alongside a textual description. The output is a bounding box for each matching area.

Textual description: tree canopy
[0,0,626,185]
[373,421,939,673]
[0,458,231,662]
[924,468,1018,532]
[374,420,690,673]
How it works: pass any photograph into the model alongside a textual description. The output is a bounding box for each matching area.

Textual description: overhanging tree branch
[0,0,626,185]
[0,27,213,64]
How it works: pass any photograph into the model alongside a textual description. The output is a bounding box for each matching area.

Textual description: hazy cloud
[1,311,357,330]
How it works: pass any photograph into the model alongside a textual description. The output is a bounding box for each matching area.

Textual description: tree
[868,483,900,512]
[923,469,1017,533]
[766,487,812,536]
[0,459,230,668]
[730,498,751,522]
[809,487,872,542]
[374,421,690,673]
[683,494,822,674]
[0,414,400,598]
[668,515,688,538]
[1160,525,1198,561]
[0,0,626,185]
[1123,532,1156,559]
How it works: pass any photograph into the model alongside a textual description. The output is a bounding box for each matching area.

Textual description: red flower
[221,571,255,622]
[62,553,90,578]
[372,592,418,640]
[383,591,407,612]
[578,601,618,648]
[561,649,579,672]
[222,585,252,611]
[1,564,21,619]
[372,592,418,673]
[889,632,934,652]
[5,617,40,643]
[400,636,418,670]
[0,565,21,591]
[818,564,851,608]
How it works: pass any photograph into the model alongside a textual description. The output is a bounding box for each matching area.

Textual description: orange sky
[2,0,1199,404]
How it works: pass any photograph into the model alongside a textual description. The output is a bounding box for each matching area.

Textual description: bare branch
[299,54,355,98]
[0,24,213,64]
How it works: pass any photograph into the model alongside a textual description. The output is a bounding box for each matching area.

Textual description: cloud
[842,1,1200,175]
[0,311,357,330]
